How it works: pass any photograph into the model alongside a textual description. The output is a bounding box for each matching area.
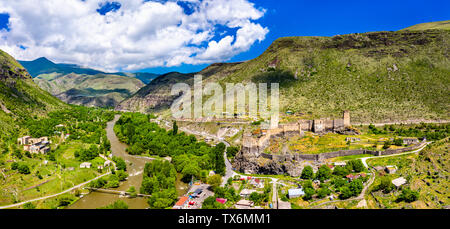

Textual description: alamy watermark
[170,75,280,129]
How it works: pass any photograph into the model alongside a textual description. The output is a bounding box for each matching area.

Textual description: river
[67,115,153,209]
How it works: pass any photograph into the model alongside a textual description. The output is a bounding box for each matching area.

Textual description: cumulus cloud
[0,0,268,71]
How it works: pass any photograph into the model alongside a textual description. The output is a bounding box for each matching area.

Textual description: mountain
[33,72,145,108]
[402,20,450,31]
[0,49,67,142]
[116,62,242,113]
[117,22,450,123]
[19,57,159,107]
[19,57,159,83]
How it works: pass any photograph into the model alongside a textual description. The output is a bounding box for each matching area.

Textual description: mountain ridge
[116,22,450,123]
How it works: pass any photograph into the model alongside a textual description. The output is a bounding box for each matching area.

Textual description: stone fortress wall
[242,111,351,155]
[240,110,426,163]
[260,141,427,163]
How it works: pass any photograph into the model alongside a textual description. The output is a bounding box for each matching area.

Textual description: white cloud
[0,0,268,71]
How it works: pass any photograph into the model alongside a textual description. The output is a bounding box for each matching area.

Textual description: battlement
[242,111,351,152]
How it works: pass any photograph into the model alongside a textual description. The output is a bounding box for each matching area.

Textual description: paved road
[0,172,111,209]
[360,142,430,167]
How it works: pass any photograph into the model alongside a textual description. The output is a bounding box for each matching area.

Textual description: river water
[67,115,153,209]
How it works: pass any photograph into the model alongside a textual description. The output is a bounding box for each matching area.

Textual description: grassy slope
[213,30,450,123]
[120,26,450,123]
[402,20,450,31]
[0,50,68,142]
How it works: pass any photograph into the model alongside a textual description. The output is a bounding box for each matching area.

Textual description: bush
[397,188,419,203]
[18,164,30,174]
[301,166,314,179]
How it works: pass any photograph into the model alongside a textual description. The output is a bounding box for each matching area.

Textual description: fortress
[242,111,352,156]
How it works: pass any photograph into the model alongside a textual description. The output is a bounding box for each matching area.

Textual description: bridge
[86,187,152,198]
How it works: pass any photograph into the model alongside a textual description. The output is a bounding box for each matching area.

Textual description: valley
[0,21,449,209]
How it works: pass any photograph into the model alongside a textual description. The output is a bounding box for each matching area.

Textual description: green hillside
[0,49,68,144]
[34,72,145,108]
[402,20,450,31]
[120,27,450,123]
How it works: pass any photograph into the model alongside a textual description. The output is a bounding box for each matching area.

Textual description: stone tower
[343,110,350,127]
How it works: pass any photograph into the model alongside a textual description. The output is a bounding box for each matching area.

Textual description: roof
[392,177,407,187]
[216,198,227,204]
[175,196,189,206]
[194,189,203,194]
[334,162,347,166]
[288,188,305,196]
[240,189,256,195]
[236,200,254,206]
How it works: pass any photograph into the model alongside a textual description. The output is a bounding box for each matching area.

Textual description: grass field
[0,141,106,206]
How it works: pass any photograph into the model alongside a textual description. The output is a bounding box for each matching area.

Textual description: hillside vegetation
[0,50,67,144]
[402,20,450,31]
[120,24,450,123]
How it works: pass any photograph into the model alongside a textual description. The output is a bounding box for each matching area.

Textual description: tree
[207,174,222,191]
[181,162,200,183]
[333,165,349,177]
[317,186,331,199]
[349,179,363,196]
[316,165,332,182]
[115,170,128,181]
[397,188,419,203]
[172,121,178,135]
[383,140,392,149]
[249,192,263,205]
[18,164,30,174]
[226,146,239,158]
[303,187,315,200]
[113,156,127,171]
[339,186,353,199]
[213,143,226,176]
[127,186,137,198]
[393,138,403,146]
[202,196,225,209]
[377,176,394,193]
[301,166,314,180]
[23,202,35,209]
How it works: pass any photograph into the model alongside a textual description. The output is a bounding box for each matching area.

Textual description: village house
[173,196,189,209]
[18,136,50,154]
[392,177,407,188]
[403,138,419,145]
[288,188,305,199]
[385,165,397,174]
[334,161,347,167]
[80,162,92,169]
[240,189,258,198]
[235,200,254,209]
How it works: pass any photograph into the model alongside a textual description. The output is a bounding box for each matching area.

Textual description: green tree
[377,176,394,193]
[18,164,30,174]
[127,186,137,198]
[333,165,349,177]
[172,121,178,135]
[301,166,314,180]
[397,188,419,203]
[23,202,36,209]
[316,165,332,182]
[303,187,315,200]
[207,174,222,191]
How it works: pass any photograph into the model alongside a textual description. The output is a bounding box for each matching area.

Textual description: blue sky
[1,0,449,74]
